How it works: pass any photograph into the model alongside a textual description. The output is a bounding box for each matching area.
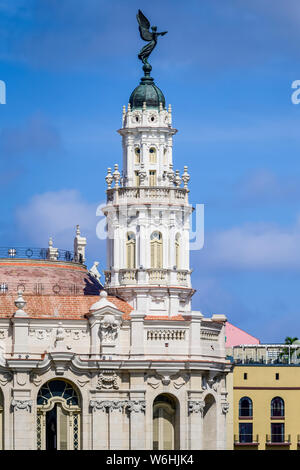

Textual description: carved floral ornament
[90,399,146,413]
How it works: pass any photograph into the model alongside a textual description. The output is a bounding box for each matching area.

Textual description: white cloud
[199,216,300,271]
[235,169,300,205]
[15,189,104,252]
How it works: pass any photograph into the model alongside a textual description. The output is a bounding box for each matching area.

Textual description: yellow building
[231,344,300,450]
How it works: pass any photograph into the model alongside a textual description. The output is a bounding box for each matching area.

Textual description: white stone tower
[103,63,195,318]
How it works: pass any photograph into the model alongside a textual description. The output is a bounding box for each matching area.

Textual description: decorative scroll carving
[96,370,119,390]
[146,371,189,389]
[188,400,205,414]
[221,401,229,414]
[11,399,32,412]
[30,372,42,387]
[0,372,13,386]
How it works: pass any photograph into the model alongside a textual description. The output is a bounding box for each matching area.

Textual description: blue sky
[1,0,300,342]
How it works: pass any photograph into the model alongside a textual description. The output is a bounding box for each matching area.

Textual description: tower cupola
[129,63,165,110]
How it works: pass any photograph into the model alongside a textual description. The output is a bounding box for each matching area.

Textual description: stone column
[89,400,109,450]
[109,401,126,450]
[188,400,205,450]
[128,400,146,450]
[11,390,34,450]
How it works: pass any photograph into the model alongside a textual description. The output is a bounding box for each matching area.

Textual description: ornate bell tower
[102,61,195,318]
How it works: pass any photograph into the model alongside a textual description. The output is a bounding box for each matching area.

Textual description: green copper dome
[129,63,165,110]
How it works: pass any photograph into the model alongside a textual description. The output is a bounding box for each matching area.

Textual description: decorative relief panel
[96,370,119,390]
[100,315,121,344]
[29,329,52,340]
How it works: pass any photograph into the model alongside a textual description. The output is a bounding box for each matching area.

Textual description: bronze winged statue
[136,10,167,65]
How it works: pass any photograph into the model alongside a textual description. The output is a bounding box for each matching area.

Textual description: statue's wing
[137,9,153,41]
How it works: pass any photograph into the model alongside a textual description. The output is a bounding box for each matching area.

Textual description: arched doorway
[203,394,217,450]
[36,379,81,450]
[153,394,179,450]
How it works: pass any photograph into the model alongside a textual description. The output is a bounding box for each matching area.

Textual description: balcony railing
[106,186,188,204]
[112,268,191,287]
[266,434,291,445]
[234,434,259,445]
[0,246,81,263]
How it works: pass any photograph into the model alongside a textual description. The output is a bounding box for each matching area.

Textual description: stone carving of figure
[89,261,101,283]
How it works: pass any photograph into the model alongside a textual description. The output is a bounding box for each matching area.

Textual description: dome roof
[129,63,165,110]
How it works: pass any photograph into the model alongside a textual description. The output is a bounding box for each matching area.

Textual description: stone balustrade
[106,186,188,204]
[108,268,191,287]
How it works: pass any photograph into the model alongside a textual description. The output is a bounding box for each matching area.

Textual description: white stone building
[0,62,231,450]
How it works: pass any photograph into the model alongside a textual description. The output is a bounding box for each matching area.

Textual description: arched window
[239,397,253,417]
[37,379,81,450]
[134,147,140,164]
[126,232,136,269]
[149,147,157,164]
[150,232,163,269]
[153,394,179,450]
[175,233,180,269]
[271,397,284,417]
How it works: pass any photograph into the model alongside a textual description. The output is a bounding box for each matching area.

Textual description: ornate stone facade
[0,48,232,451]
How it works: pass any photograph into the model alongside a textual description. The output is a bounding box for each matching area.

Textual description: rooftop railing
[0,246,82,263]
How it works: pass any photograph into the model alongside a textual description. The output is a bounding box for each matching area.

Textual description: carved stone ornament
[202,374,220,392]
[97,370,119,390]
[0,372,13,386]
[126,400,146,413]
[221,401,230,414]
[55,322,65,347]
[173,373,189,390]
[188,400,205,414]
[90,400,126,412]
[11,399,32,412]
[90,399,145,413]
[100,314,120,344]
[0,330,6,339]
[30,372,42,387]
[147,374,160,389]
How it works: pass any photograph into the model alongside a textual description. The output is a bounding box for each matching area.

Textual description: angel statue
[136,10,167,65]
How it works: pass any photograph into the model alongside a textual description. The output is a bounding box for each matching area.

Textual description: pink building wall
[225,322,260,347]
